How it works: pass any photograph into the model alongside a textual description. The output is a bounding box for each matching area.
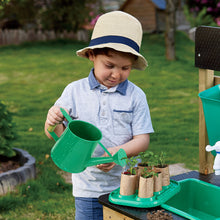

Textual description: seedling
[154,151,167,168]
[124,156,138,175]
[141,168,158,179]
[138,151,155,167]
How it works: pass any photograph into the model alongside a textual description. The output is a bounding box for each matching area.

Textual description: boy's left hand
[96,162,116,172]
[96,147,119,172]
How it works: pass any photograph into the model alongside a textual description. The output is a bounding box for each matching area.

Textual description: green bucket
[199,85,220,149]
[161,178,220,220]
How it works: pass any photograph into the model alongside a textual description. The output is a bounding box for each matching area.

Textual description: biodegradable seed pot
[154,152,170,186]
[136,164,152,190]
[120,172,138,196]
[154,165,170,186]
[137,163,152,176]
[138,175,154,198]
[137,151,155,189]
[154,172,162,192]
[120,156,138,195]
[138,169,157,198]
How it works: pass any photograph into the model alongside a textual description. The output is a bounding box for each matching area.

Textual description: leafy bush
[0,101,16,157]
[0,0,100,32]
[39,0,98,32]
[0,0,39,29]
[187,0,220,20]
[185,0,220,27]
[184,6,217,27]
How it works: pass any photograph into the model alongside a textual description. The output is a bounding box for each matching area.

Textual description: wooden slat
[214,75,220,85]
[199,68,214,174]
[103,206,134,220]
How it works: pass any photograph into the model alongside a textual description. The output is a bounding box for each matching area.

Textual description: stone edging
[0,148,36,195]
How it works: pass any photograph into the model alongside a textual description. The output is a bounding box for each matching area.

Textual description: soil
[147,209,173,220]
[0,156,21,174]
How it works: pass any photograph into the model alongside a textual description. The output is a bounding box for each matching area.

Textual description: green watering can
[48,108,127,173]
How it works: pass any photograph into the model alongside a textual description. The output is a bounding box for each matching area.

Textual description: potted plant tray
[109,179,180,208]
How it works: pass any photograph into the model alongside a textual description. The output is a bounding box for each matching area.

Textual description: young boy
[45,11,154,220]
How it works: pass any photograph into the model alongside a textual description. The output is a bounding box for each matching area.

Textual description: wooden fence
[0,29,89,46]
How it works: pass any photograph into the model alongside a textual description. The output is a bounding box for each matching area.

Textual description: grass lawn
[0,31,205,219]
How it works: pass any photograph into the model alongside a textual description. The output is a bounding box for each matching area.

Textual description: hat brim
[76,43,148,70]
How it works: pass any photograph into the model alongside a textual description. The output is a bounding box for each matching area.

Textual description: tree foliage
[0,0,99,31]
[39,0,97,32]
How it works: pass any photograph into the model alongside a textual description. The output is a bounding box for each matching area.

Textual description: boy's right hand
[46,106,69,126]
[45,106,69,139]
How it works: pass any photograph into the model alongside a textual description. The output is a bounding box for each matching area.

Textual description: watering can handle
[47,108,72,141]
[98,142,112,158]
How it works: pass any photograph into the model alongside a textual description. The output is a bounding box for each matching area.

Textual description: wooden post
[199,68,214,174]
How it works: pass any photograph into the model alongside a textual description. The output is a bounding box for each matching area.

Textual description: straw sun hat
[76,11,148,70]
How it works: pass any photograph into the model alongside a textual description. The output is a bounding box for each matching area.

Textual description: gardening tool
[206,141,220,175]
[47,108,127,173]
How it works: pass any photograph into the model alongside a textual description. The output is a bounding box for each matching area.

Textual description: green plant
[184,6,217,27]
[0,0,39,29]
[0,101,16,157]
[154,152,167,168]
[39,0,99,32]
[138,151,155,166]
[0,0,100,32]
[186,0,220,24]
[141,168,158,179]
[124,156,138,175]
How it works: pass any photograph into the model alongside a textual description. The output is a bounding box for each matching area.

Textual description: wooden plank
[199,68,214,174]
[214,75,220,85]
[103,206,134,220]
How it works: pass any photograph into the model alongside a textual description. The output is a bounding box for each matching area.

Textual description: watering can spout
[86,149,127,167]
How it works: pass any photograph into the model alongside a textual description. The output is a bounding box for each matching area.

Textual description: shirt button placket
[100,92,108,124]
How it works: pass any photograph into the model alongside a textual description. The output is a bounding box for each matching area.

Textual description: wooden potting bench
[98,26,220,219]
[196,26,220,174]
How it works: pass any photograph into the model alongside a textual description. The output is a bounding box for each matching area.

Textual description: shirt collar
[88,68,128,95]
[88,69,100,89]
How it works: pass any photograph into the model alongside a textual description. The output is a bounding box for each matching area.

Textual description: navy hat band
[89,35,140,53]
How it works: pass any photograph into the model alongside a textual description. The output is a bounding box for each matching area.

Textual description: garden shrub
[185,0,220,27]
[0,0,100,32]
[0,101,16,157]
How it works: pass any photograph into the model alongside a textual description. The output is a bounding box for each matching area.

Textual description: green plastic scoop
[48,108,127,173]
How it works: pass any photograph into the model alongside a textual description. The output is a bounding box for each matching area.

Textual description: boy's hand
[96,162,116,172]
[45,106,69,139]
[96,147,120,172]
[46,106,69,126]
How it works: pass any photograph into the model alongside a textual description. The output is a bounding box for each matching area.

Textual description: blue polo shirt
[55,69,154,197]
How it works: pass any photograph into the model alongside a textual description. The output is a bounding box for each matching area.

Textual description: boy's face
[88,50,134,88]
